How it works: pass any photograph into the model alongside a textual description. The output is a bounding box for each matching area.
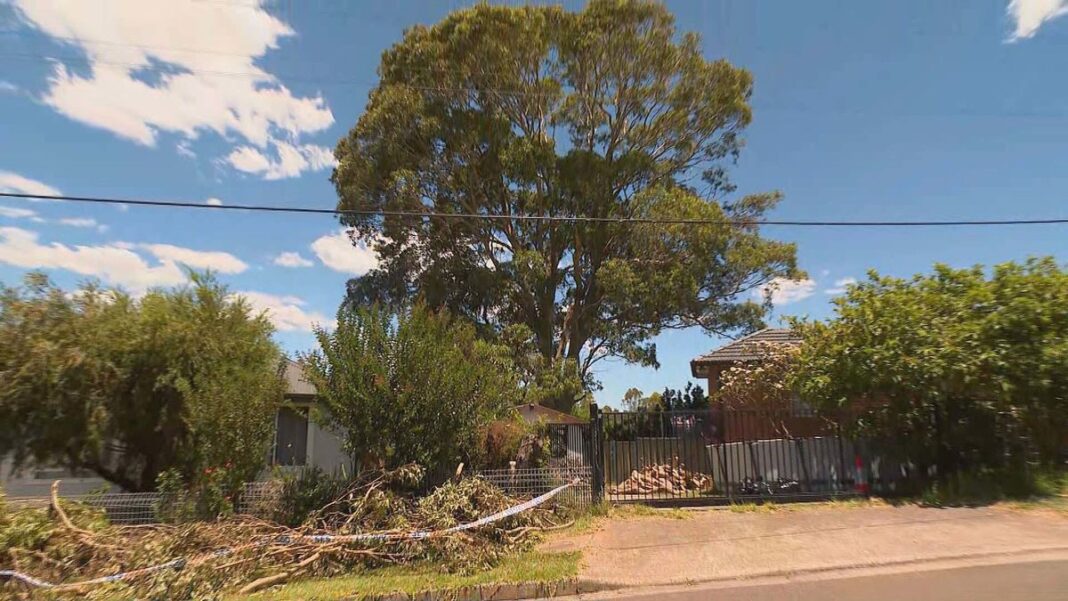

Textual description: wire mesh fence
[474,466,593,509]
[6,492,164,525]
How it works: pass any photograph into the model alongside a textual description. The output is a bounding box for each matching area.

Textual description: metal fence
[6,492,163,525]
[596,407,861,504]
[475,466,593,509]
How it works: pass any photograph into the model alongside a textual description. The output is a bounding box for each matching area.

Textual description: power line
[4,191,1068,227]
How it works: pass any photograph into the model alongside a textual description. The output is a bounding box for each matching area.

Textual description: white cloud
[58,217,97,228]
[273,251,314,268]
[140,243,248,273]
[754,277,816,306]
[311,229,379,276]
[0,226,248,293]
[0,81,18,94]
[205,197,224,206]
[1007,0,1068,40]
[176,140,196,159]
[824,277,857,295]
[0,206,39,219]
[233,290,328,332]
[0,170,62,198]
[226,142,336,180]
[12,0,335,179]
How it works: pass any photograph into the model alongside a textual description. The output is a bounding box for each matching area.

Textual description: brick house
[690,328,833,442]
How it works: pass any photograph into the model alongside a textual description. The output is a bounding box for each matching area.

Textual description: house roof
[513,403,587,425]
[690,328,801,375]
[283,358,316,397]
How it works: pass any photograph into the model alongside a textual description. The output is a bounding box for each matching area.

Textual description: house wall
[306,418,352,476]
[0,456,116,497]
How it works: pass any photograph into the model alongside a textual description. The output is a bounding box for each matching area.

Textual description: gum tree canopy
[333,0,800,378]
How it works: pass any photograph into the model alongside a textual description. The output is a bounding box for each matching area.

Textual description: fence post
[590,403,605,504]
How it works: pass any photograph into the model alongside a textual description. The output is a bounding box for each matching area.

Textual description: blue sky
[1,0,1067,408]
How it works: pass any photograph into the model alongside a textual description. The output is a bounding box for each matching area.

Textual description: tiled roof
[513,403,587,425]
[691,328,801,365]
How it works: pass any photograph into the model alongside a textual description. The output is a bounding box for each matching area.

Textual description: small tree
[714,341,803,436]
[715,342,798,412]
[0,273,284,492]
[304,304,517,472]
[620,388,646,412]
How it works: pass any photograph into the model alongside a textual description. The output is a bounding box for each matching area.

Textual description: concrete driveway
[544,503,1068,587]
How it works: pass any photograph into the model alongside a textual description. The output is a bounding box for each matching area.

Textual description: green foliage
[333,0,799,385]
[498,324,591,413]
[0,494,107,568]
[792,258,1068,479]
[657,382,708,410]
[154,466,236,523]
[620,387,646,411]
[480,414,533,470]
[619,383,705,411]
[304,304,517,472]
[249,467,352,527]
[0,272,285,491]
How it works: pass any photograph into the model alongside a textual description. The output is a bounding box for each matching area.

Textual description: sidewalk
[543,504,1068,587]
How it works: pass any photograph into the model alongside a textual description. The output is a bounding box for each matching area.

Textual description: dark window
[273,406,308,466]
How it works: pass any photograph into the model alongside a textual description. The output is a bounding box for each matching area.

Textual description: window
[790,393,816,418]
[273,406,309,466]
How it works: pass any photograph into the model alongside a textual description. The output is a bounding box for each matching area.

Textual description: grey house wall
[0,457,117,497]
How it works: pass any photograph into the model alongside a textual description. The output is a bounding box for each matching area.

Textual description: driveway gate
[589,405,861,504]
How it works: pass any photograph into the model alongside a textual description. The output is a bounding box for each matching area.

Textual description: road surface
[576,556,1068,601]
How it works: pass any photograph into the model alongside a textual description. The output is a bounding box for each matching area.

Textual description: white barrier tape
[0,477,579,590]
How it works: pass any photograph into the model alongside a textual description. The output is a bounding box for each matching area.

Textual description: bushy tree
[303,304,516,472]
[715,341,800,412]
[0,273,284,492]
[792,258,1068,478]
[620,388,646,412]
[657,382,708,411]
[332,0,800,383]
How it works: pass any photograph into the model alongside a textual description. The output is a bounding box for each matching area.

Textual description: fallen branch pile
[610,463,713,495]
[0,466,569,600]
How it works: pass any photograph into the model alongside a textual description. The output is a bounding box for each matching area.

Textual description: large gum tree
[332,0,800,382]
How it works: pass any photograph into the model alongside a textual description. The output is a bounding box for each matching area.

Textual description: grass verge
[567,502,692,533]
[239,551,580,601]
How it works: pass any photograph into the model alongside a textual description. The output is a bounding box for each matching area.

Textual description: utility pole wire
[4,191,1068,227]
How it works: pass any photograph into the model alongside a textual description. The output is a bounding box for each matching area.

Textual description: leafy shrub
[155,467,235,523]
[253,467,352,527]
[481,416,532,469]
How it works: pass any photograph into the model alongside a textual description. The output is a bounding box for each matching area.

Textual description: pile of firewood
[610,463,713,495]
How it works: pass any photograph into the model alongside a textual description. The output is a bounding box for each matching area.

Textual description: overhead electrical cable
[3,192,1067,227]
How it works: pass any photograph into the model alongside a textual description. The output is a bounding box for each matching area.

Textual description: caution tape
[0,477,578,590]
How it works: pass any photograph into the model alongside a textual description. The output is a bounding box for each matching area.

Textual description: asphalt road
[579,558,1068,601]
